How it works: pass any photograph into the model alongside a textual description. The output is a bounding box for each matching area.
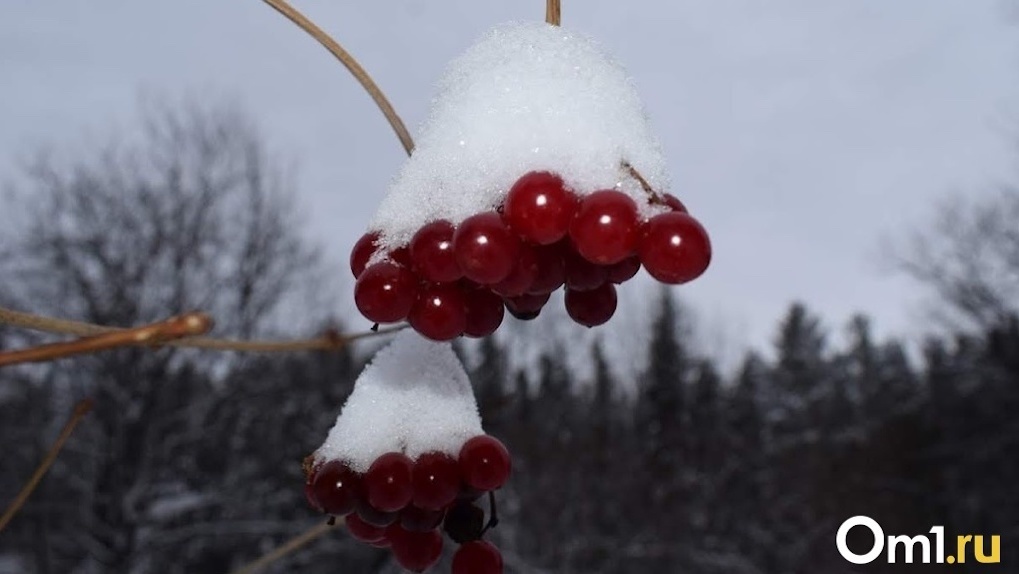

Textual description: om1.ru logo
[837,516,1000,565]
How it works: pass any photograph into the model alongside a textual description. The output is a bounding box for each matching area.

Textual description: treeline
[2,296,1017,573]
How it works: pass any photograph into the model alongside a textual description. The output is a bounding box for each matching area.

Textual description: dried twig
[622,161,666,205]
[0,306,404,359]
[546,0,561,26]
[0,313,212,367]
[0,399,94,533]
[261,0,414,156]
[229,520,337,574]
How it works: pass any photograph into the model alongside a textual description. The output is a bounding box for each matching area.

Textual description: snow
[315,330,483,472]
[369,21,672,253]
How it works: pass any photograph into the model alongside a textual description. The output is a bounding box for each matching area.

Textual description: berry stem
[621,161,663,204]
[260,0,415,156]
[481,491,500,534]
[0,399,93,532]
[546,0,561,26]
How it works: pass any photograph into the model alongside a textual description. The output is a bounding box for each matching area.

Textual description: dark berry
[410,220,462,283]
[564,248,608,291]
[564,283,617,327]
[400,505,446,532]
[388,524,443,573]
[453,540,504,574]
[408,283,466,341]
[661,193,688,213]
[355,498,399,527]
[503,171,578,245]
[350,231,380,279]
[453,212,522,285]
[345,512,387,544]
[569,190,640,265]
[463,286,505,338]
[504,292,550,321]
[365,452,414,512]
[311,460,360,517]
[443,500,485,544]
[458,435,511,492]
[527,241,567,294]
[491,243,539,297]
[606,256,640,284]
[354,262,417,323]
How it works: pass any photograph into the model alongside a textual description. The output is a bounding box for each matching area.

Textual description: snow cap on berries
[315,330,483,472]
[369,20,671,253]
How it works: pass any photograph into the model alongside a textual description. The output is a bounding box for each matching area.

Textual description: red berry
[400,505,446,532]
[463,286,505,338]
[453,540,504,574]
[350,231,380,279]
[453,212,521,285]
[606,256,640,284]
[563,248,608,291]
[354,262,417,323]
[365,452,414,512]
[503,171,578,245]
[412,452,461,511]
[458,435,511,492]
[527,242,567,294]
[345,513,387,544]
[504,292,550,321]
[637,212,711,284]
[388,525,443,573]
[661,193,688,213]
[569,190,640,265]
[408,284,466,341]
[564,283,617,327]
[491,243,539,297]
[410,220,462,283]
[311,461,360,517]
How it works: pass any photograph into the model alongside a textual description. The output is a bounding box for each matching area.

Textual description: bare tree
[0,99,327,573]
[893,188,1019,330]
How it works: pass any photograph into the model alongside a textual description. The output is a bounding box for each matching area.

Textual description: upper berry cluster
[352,170,711,340]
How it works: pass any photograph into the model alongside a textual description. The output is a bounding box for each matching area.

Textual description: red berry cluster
[304,435,510,573]
[352,171,712,340]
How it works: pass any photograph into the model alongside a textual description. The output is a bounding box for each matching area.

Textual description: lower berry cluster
[352,170,712,341]
[304,435,510,573]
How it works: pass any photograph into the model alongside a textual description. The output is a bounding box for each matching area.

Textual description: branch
[261,0,414,156]
[229,519,337,574]
[0,399,94,533]
[0,306,405,358]
[0,313,212,367]
[546,0,561,26]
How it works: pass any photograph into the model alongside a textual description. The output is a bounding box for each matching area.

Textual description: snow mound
[315,330,482,472]
[370,21,670,252]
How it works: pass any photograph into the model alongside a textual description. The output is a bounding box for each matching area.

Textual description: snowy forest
[2,102,1018,574]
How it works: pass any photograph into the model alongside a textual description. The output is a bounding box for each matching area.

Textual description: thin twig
[0,399,94,533]
[229,520,337,574]
[0,306,405,357]
[261,0,414,156]
[546,0,561,26]
[0,313,212,367]
[622,161,664,204]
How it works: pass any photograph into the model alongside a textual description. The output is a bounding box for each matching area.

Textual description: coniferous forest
[1,106,1017,573]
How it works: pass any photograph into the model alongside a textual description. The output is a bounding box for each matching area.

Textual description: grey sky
[2,1,1018,367]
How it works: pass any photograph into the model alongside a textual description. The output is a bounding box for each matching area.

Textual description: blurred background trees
[1,101,1017,573]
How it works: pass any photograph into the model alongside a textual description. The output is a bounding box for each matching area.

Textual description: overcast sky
[2,1,1018,369]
